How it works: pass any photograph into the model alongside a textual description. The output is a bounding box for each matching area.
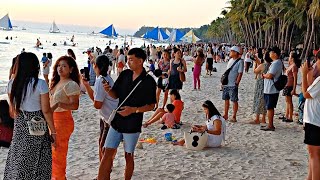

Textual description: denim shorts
[222,86,239,102]
[264,93,279,110]
[104,126,140,153]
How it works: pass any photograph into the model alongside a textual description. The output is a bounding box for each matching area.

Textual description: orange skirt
[52,111,74,180]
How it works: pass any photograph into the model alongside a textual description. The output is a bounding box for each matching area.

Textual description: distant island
[133,25,209,41]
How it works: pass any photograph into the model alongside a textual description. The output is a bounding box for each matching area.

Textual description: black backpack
[221,59,240,85]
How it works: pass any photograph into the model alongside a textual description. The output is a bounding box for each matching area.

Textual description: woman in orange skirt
[50,56,81,180]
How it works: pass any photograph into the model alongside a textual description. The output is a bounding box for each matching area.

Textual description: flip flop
[229,118,237,123]
[260,126,275,131]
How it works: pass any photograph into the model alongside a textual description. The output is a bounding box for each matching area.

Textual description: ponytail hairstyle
[95,55,110,77]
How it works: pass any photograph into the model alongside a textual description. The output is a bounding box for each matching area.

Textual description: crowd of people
[0,41,320,180]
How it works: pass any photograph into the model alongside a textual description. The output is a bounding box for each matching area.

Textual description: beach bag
[184,130,208,150]
[221,59,240,85]
[26,113,47,136]
[106,75,147,125]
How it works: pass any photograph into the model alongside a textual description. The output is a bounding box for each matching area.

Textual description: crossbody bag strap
[228,58,240,71]
[115,74,148,111]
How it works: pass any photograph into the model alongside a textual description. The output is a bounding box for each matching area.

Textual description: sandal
[279,115,286,120]
[229,118,237,123]
[283,119,293,123]
[260,126,275,131]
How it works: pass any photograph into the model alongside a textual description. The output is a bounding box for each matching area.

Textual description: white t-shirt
[7,78,49,111]
[94,75,119,120]
[206,115,226,147]
[303,76,320,127]
[118,54,125,64]
[244,52,253,63]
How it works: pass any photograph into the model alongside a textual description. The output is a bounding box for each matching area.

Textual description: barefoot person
[301,51,320,180]
[222,46,244,122]
[49,56,81,180]
[98,48,156,180]
[173,100,226,148]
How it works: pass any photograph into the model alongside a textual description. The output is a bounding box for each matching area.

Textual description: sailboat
[49,20,60,33]
[99,24,118,38]
[0,14,13,30]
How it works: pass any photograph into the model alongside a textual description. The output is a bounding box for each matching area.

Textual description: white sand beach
[0,62,308,180]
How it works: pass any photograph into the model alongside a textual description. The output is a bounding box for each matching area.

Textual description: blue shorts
[264,93,279,110]
[222,86,238,102]
[104,127,140,153]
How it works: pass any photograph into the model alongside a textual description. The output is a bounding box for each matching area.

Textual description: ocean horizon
[10,20,137,35]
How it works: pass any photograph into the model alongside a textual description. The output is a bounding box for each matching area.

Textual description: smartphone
[101,76,109,84]
[80,67,90,81]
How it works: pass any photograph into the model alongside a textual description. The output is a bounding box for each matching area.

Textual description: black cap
[271,46,281,57]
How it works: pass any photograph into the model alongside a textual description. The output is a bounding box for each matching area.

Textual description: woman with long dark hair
[49,56,80,180]
[67,49,76,60]
[173,100,226,147]
[167,48,187,91]
[4,52,56,180]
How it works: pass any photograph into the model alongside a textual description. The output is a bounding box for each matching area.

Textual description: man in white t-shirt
[301,51,320,179]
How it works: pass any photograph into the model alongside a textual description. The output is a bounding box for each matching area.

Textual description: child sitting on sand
[173,100,226,147]
[143,104,179,129]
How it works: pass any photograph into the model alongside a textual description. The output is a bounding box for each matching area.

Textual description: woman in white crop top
[4,52,56,180]
[49,56,80,180]
[173,100,226,148]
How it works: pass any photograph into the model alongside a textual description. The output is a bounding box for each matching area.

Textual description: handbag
[23,111,47,136]
[184,130,208,150]
[221,58,240,85]
[179,60,186,82]
[0,124,13,147]
[106,75,148,125]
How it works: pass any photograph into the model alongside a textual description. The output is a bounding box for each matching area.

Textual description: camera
[80,67,90,81]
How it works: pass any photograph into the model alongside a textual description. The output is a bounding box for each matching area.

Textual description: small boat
[0,41,10,44]
[49,20,60,33]
[22,27,26,30]
[0,14,13,30]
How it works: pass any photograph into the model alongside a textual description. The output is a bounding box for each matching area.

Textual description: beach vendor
[98,48,156,180]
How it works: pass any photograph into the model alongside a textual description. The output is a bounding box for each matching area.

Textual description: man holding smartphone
[98,48,156,180]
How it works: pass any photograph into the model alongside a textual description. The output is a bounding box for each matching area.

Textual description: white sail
[49,21,60,33]
[0,14,13,30]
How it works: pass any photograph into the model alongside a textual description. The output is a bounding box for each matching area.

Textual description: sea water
[0,26,167,89]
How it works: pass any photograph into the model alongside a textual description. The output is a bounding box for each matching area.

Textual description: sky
[1,0,229,33]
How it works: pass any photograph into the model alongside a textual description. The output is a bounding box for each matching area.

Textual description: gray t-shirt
[264,59,283,94]
[226,58,244,86]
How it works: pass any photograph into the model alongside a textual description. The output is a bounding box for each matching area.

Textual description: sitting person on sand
[144,89,184,127]
[174,100,226,148]
[143,104,179,129]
